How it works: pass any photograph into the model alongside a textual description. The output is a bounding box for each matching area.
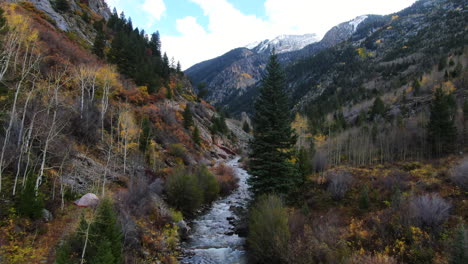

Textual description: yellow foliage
[241,72,253,79]
[441,81,456,93]
[314,134,327,147]
[392,15,399,20]
[349,218,369,241]
[97,66,122,91]
[5,5,39,46]
[356,48,368,58]
[291,113,313,148]
[387,26,393,30]
[119,110,139,141]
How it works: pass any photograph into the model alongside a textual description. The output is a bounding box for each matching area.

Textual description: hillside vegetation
[0,1,245,263]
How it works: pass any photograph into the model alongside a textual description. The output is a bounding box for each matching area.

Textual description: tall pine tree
[427,87,457,156]
[93,31,106,59]
[248,52,300,196]
[183,105,194,129]
[54,0,70,12]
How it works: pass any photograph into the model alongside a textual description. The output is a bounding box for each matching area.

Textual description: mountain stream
[181,157,251,264]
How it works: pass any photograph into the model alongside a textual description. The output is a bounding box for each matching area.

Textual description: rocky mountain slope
[187,0,466,118]
[0,1,250,263]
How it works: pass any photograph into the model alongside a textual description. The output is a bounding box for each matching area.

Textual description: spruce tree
[370,96,385,120]
[91,198,123,264]
[183,105,193,129]
[242,121,251,133]
[450,225,468,264]
[54,0,70,12]
[93,31,106,59]
[193,126,201,146]
[427,87,457,156]
[413,79,421,96]
[0,7,6,33]
[139,116,152,152]
[248,52,300,196]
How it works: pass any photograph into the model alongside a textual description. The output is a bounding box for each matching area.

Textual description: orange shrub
[213,163,239,195]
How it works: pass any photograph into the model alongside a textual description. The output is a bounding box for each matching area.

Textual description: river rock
[176,220,191,239]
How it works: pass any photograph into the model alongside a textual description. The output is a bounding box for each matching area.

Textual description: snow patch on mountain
[349,15,368,31]
[245,33,319,54]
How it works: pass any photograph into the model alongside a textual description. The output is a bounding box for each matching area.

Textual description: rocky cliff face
[7,0,110,43]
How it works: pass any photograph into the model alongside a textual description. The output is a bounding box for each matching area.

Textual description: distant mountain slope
[287,0,467,121]
[187,0,466,117]
[185,16,369,111]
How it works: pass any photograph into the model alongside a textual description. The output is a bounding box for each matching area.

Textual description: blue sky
[105,0,417,69]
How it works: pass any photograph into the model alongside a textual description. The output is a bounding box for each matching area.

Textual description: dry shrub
[117,177,170,250]
[288,210,345,264]
[324,169,353,200]
[213,163,239,195]
[347,253,398,264]
[451,158,468,190]
[378,170,410,192]
[312,150,328,172]
[409,193,451,230]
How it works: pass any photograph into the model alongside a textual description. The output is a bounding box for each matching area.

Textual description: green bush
[165,167,203,216]
[169,143,187,158]
[248,194,290,264]
[359,185,370,210]
[165,166,220,216]
[196,165,220,203]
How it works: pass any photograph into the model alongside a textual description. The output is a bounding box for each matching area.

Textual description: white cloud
[142,0,166,20]
[161,0,417,69]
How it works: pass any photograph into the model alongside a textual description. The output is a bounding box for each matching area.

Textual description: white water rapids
[181,157,251,264]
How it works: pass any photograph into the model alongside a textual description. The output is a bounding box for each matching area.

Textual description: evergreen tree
[17,174,44,220]
[370,96,385,120]
[427,87,457,156]
[183,105,194,129]
[0,7,6,32]
[162,52,170,79]
[211,114,228,135]
[54,0,70,12]
[149,32,161,57]
[93,31,106,59]
[139,116,152,152]
[248,52,300,196]
[90,198,123,264]
[242,121,250,133]
[193,126,201,146]
[413,79,421,96]
[197,82,208,99]
[450,225,468,264]
[438,57,447,71]
[176,61,182,73]
[166,87,173,99]
[57,199,123,263]
[297,147,312,181]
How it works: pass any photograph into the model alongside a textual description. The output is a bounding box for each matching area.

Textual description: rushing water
[181,157,251,264]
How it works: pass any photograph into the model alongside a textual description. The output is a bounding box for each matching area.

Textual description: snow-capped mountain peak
[245,33,320,54]
[349,15,368,31]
